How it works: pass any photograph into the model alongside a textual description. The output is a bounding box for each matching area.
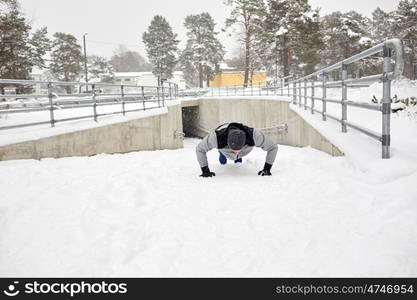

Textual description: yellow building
[209,72,267,87]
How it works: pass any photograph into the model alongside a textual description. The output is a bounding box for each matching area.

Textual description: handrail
[177,39,404,159]
[0,79,179,130]
[287,38,404,159]
[294,39,404,82]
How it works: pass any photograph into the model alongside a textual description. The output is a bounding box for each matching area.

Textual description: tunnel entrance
[182,106,205,138]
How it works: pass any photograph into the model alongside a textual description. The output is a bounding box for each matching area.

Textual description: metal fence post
[281,78,284,96]
[92,84,97,122]
[157,86,160,107]
[298,80,302,107]
[162,84,165,107]
[121,85,125,115]
[382,45,392,159]
[169,83,172,100]
[311,78,315,114]
[288,76,291,96]
[304,79,307,110]
[341,64,348,132]
[142,86,146,111]
[47,82,55,127]
[292,80,297,105]
[322,73,327,121]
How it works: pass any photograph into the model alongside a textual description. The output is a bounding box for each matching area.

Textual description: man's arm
[253,129,278,164]
[196,131,218,168]
[253,128,278,175]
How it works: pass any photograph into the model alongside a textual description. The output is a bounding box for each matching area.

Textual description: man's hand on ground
[200,166,216,177]
[258,162,272,176]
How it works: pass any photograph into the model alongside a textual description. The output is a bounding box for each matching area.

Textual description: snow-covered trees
[392,0,417,79]
[49,32,83,92]
[262,0,323,77]
[321,12,371,66]
[0,4,50,78]
[180,13,224,88]
[370,7,396,43]
[87,55,114,83]
[142,15,179,86]
[110,45,151,72]
[224,0,266,87]
[0,2,50,94]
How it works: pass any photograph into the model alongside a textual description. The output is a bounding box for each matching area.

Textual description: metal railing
[185,73,370,98]
[0,79,179,130]
[286,39,404,159]
[191,78,289,98]
[185,39,404,159]
[0,39,404,159]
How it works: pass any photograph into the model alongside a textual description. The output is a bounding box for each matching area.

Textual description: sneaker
[219,152,227,165]
[234,157,242,163]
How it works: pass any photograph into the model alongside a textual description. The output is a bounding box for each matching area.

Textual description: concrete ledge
[0,98,343,161]
[183,98,343,157]
[0,104,183,161]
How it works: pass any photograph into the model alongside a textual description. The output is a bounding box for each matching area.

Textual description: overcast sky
[20,0,400,60]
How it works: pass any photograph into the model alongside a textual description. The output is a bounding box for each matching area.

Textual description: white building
[113,71,186,89]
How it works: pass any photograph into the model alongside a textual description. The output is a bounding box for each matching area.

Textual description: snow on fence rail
[185,39,404,159]
[0,40,404,159]
[288,39,404,159]
[0,79,179,130]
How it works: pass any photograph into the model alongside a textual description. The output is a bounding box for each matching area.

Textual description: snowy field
[0,79,416,277]
[0,138,416,277]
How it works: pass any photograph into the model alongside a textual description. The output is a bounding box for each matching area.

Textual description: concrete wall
[0,98,342,161]
[0,104,183,161]
[185,98,343,157]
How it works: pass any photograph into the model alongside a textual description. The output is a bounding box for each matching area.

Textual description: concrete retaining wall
[0,104,183,161]
[0,98,342,161]
[185,98,343,157]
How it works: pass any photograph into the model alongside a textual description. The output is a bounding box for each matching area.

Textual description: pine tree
[262,0,323,77]
[370,7,395,43]
[0,0,18,10]
[49,32,83,93]
[142,15,179,86]
[392,0,417,79]
[179,47,200,87]
[180,12,225,88]
[0,7,31,80]
[320,11,372,79]
[0,2,50,94]
[87,55,114,83]
[224,0,266,87]
[29,27,51,69]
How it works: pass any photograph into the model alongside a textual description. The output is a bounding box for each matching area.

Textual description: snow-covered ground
[0,138,416,277]
[291,79,417,182]
[0,79,416,277]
